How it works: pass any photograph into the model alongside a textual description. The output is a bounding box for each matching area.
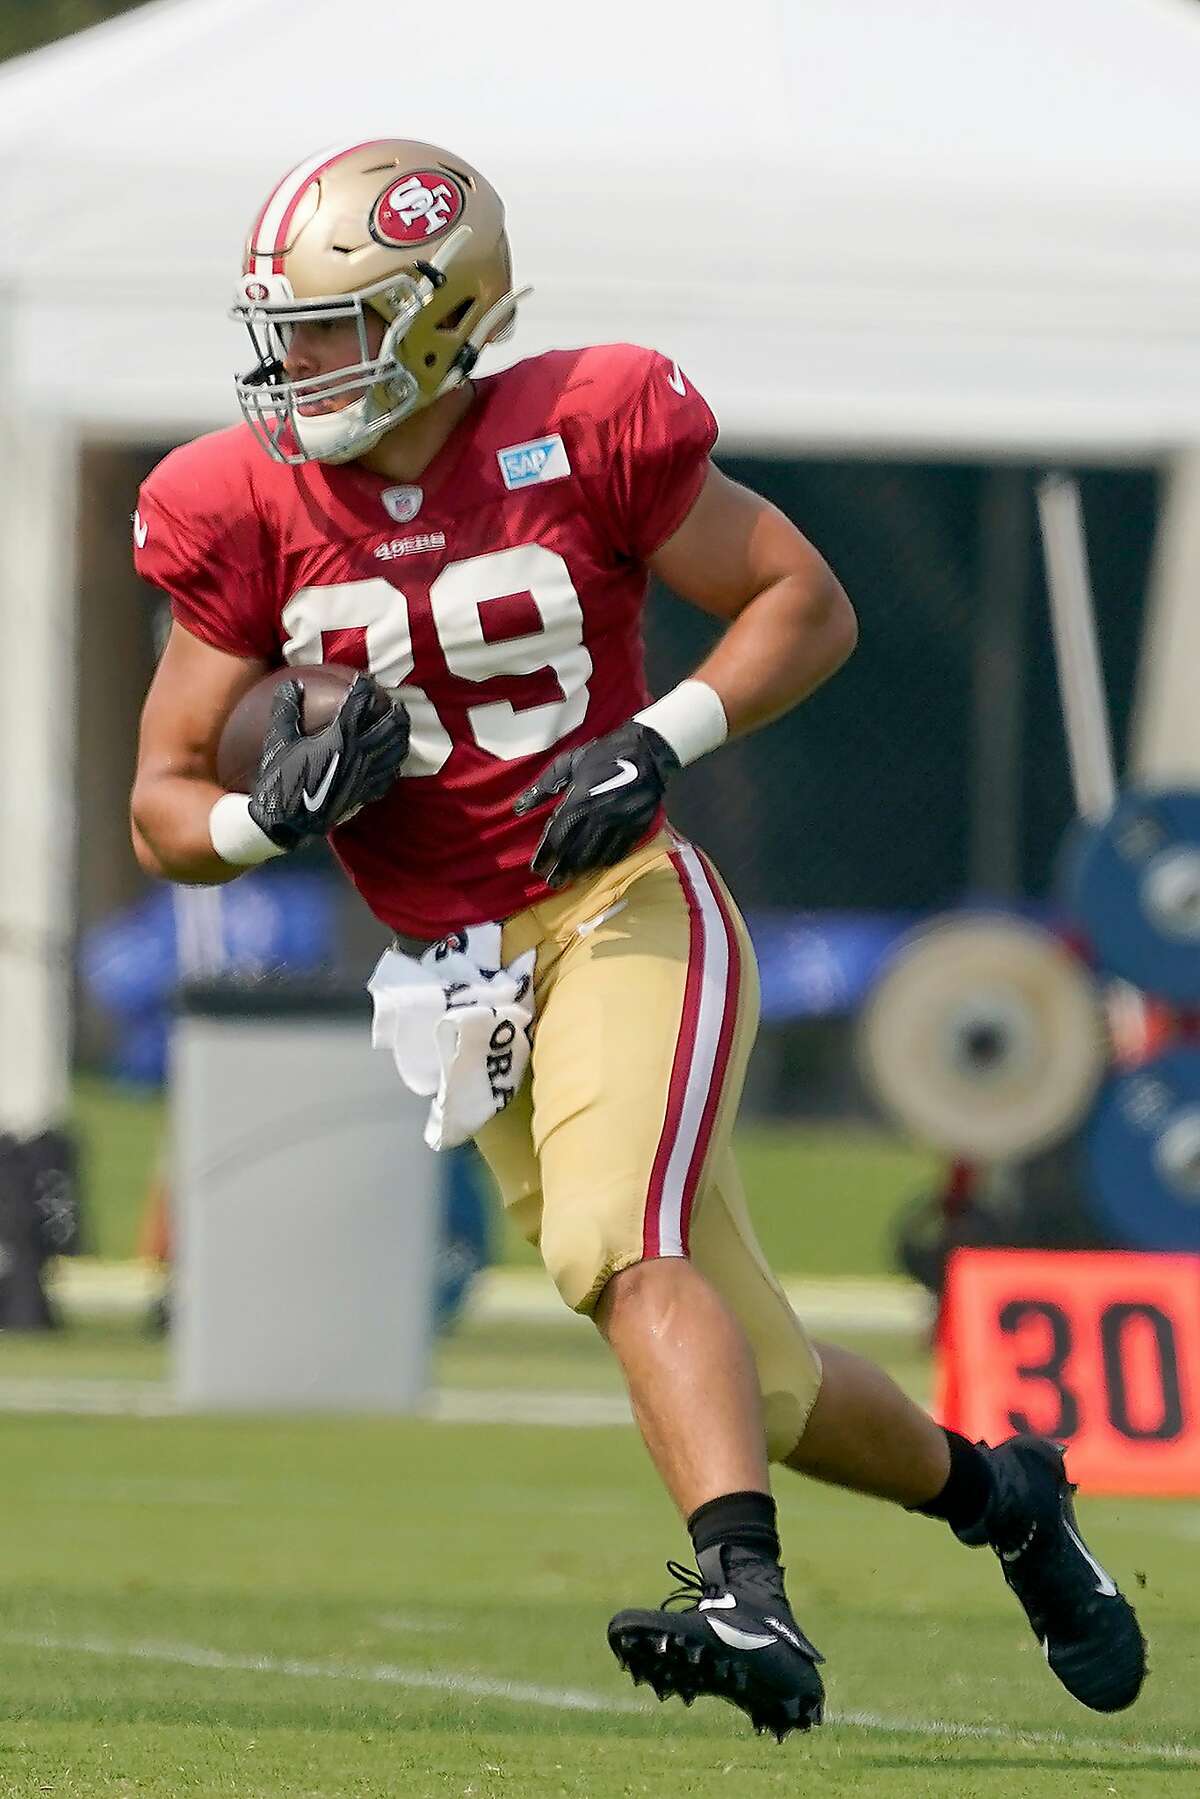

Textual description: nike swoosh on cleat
[1064,1521,1119,1597]
[705,1617,777,1652]
[697,1593,737,1612]
[587,758,638,797]
[302,752,340,812]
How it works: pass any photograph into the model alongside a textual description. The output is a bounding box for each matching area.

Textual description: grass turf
[0,1398,1192,1798]
[24,1082,1184,1794]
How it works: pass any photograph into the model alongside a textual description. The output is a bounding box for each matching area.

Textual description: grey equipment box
[171,979,437,1412]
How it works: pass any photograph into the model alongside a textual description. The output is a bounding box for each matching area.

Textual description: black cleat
[607,1547,824,1740]
[957,1434,1146,1712]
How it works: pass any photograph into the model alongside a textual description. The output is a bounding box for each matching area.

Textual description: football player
[130,140,1145,1737]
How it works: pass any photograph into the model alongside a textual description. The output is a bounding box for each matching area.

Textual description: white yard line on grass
[0,1379,635,1426]
[5,1633,1196,1764]
[830,1708,1200,1763]
[371,1612,463,1635]
[47,1262,932,1334]
[432,1388,632,1427]
[0,1378,176,1416]
[8,1633,641,1715]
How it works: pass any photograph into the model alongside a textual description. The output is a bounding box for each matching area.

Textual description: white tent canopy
[1,0,1199,1134]
[0,0,1198,455]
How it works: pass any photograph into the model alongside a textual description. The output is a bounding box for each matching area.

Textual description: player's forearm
[131,774,247,886]
[692,568,858,738]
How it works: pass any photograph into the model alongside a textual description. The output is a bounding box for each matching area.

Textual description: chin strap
[440,284,533,392]
[294,393,389,464]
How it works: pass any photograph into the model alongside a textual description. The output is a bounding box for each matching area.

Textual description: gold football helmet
[231,138,526,465]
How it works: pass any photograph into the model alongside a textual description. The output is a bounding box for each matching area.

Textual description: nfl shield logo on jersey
[381,485,424,524]
[497,434,571,491]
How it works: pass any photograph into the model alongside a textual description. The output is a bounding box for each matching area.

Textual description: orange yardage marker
[936,1249,1200,1495]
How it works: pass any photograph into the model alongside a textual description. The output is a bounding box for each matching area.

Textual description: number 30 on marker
[937,1249,1200,1495]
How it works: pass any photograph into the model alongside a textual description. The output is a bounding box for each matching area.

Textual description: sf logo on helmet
[371,171,465,247]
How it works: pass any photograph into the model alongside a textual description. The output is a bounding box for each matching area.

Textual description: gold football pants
[473,830,823,1463]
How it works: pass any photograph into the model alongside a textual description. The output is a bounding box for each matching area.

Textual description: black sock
[911,1429,994,1532]
[688,1489,780,1565]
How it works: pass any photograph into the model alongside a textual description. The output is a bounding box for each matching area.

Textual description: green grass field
[0,1082,1191,1796]
[0,1385,1194,1798]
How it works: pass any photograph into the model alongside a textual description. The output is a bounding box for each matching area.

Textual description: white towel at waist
[368,923,535,1151]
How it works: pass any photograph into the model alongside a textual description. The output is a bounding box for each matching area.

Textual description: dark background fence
[651,459,1158,913]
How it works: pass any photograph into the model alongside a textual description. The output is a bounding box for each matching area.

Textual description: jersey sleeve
[133,464,278,663]
[595,349,718,561]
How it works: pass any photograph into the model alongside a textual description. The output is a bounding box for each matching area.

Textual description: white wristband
[208,792,286,866]
[634,680,728,767]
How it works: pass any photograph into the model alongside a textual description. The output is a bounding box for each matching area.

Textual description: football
[215,662,365,794]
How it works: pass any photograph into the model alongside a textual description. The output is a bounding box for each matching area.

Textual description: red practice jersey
[135,344,717,936]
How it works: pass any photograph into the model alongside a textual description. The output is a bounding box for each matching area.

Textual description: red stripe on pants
[642,849,706,1257]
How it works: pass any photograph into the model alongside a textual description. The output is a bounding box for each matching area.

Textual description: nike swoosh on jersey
[132,510,148,548]
[302,752,340,812]
[587,758,638,797]
[705,1616,778,1652]
[666,360,687,396]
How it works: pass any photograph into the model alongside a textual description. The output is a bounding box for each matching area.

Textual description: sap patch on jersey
[497,433,571,490]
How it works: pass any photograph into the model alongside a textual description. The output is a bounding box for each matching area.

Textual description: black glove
[514,719,679,887]
[248,674,410,851]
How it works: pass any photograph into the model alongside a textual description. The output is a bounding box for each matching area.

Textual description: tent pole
[0,411,79,1135]
[968,467,1027,898]
[1131,449,1200,784]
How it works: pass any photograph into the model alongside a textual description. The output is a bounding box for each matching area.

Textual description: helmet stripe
[250,138,391,275]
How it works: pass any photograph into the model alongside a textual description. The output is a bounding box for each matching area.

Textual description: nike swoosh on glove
[248,673,410,851]
[513,720,679,887]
